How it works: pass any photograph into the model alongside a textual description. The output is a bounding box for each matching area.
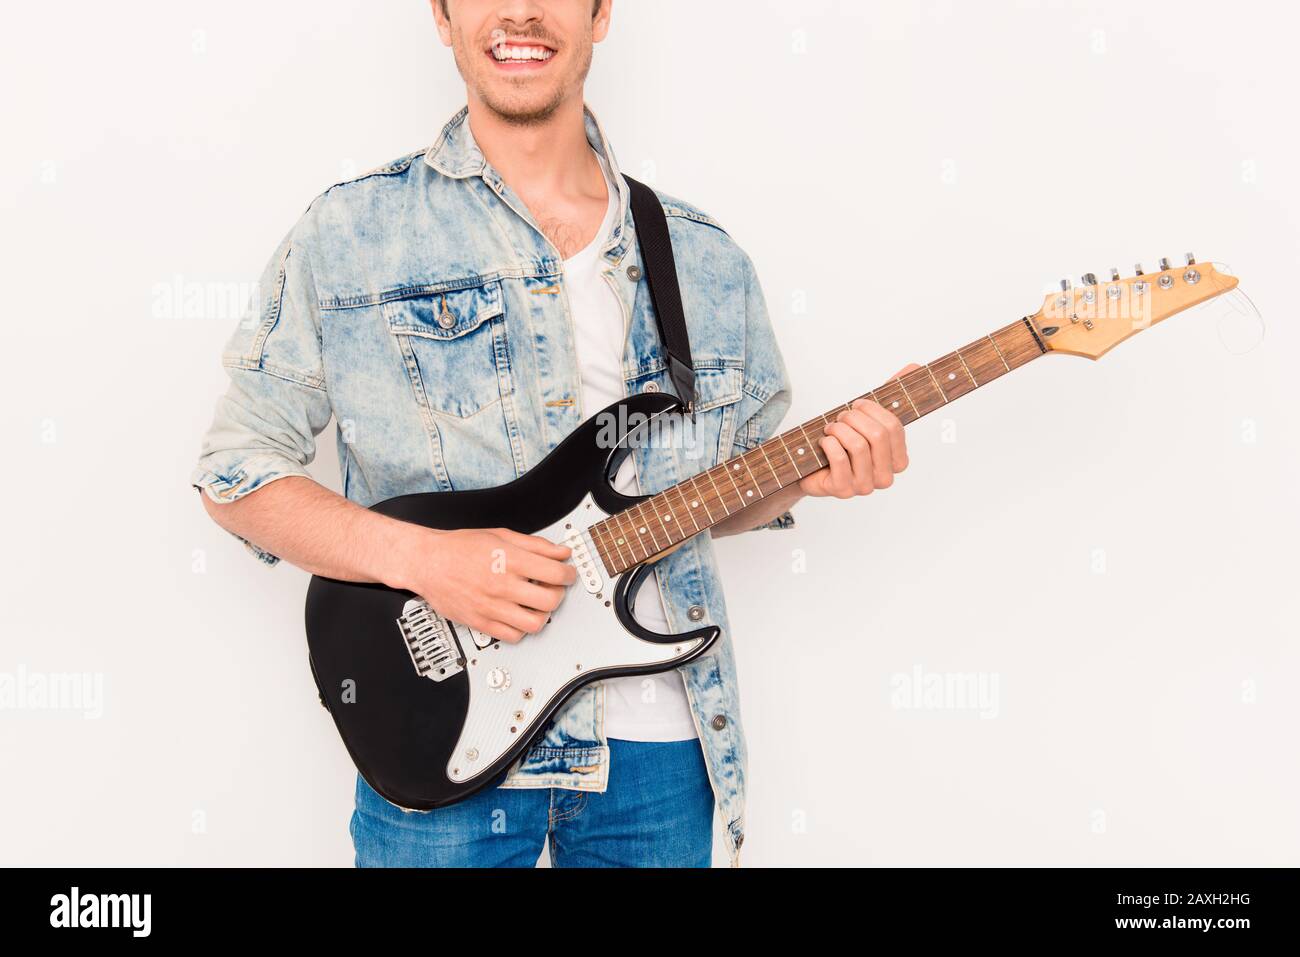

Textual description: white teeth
[492,44,554,61]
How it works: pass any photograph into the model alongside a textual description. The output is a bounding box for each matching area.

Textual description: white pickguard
[436,493,706,785]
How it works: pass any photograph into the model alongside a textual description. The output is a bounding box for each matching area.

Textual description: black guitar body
[304,392,721,810]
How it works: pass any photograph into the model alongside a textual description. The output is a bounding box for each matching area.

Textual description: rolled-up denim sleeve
[730,251,796,531]
[190,227,332,565]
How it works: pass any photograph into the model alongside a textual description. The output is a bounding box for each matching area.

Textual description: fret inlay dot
[746,489,753,497]
[797,448,805,455]
[948,372,956,380]
[691,500,698,507]
[733,464,740,470]
[638,527,646,534]
[662,515,671,522]
[891,401,899,408]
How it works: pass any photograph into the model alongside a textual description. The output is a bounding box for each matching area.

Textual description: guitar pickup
[396,599,465,683]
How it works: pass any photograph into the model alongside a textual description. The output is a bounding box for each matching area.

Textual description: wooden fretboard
[588,316,1047,576]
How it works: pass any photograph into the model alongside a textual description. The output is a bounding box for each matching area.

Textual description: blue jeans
[350,738,714,867]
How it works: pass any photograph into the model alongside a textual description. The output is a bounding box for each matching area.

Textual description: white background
[2,0,1297,867]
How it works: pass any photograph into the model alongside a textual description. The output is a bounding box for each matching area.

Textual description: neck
[465,94,594,197]
[590,316,1049,576]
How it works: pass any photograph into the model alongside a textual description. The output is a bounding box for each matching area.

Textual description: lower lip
[486,49,556,71]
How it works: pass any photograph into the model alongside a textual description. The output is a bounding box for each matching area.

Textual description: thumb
[890,362,923,379]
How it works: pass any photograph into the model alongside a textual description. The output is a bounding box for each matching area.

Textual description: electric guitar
[305,256,1239,810]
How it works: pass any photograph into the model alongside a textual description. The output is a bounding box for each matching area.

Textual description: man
[192,0,912,867]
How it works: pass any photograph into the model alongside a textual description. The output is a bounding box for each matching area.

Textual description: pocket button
[642,380,660,394]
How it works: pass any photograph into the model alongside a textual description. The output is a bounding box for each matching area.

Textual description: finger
[826,419,880,494]
[836,407,891,472]
[851,399,909,473]
[494,528,572,561]
[471,617,525,645]
[488,599,551,637]
[890,362,923,379]
[508,578,567,613]
[819,434,856,499]
[506,547,577,586]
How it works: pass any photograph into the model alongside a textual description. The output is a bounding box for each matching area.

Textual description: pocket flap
[691,367,743,412]
[383,281,504,340]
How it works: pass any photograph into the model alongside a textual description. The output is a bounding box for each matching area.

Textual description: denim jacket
[192,104,794,863]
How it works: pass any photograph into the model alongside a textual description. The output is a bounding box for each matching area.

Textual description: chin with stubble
[439,1,601,126]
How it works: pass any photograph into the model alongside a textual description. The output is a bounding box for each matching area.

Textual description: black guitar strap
[623,174,696,412]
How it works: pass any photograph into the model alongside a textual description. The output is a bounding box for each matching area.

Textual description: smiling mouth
[486,37,557,69]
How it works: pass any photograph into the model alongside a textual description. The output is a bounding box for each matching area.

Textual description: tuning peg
[1185,252,1196,265]
[1079,272,1098,304]
[1134,262,1144,275]
[1110,267,1121,281]
[1159,257,1171,271]
[1059,278,1072,291]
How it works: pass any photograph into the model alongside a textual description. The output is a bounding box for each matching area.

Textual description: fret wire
[607,516,635,570]
[676,479,702,533]
[998,326,1032,367]
[812,413,836,450]
[670,482,695,541]
[620,511,648,563]
[595,520,621,572]
[737,448,767,502]
[701,461,734,516]
[665,488,686,540]
[873,387,903,416]
[795,423,824,470]
[780,432,805,479]
[986,334,1011,372]
[756,440,784,490]
[647,496,670,548]
[586,520,608,571]
[588,519,614,571]
[640,497,668,552]
[925,363,949,402]
[654,489,680,548]
[629,500,661,554]
[895,377,921,418]
[716,451,749,510]
[934,354,963,394]
[690,474,718,524]
[613,512,644,564]
[955,349,979,387]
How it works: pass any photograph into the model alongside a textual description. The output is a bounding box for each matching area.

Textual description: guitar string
[589,334,1044,570]
[582,279,1236,573]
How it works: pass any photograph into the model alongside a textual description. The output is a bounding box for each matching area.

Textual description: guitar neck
[590,316,1048,576]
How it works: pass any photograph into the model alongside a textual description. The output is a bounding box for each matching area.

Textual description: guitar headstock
[1035,255,1239,359]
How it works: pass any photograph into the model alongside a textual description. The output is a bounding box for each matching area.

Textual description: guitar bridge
[396,599,464,683]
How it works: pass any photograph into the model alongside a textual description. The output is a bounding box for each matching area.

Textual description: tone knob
[486,668,510,691]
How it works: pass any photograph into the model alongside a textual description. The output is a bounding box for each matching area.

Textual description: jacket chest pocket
[383,280,511,419]
[686,366,743,466]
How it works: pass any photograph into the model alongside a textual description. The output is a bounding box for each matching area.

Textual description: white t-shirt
[563,150,699,743]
